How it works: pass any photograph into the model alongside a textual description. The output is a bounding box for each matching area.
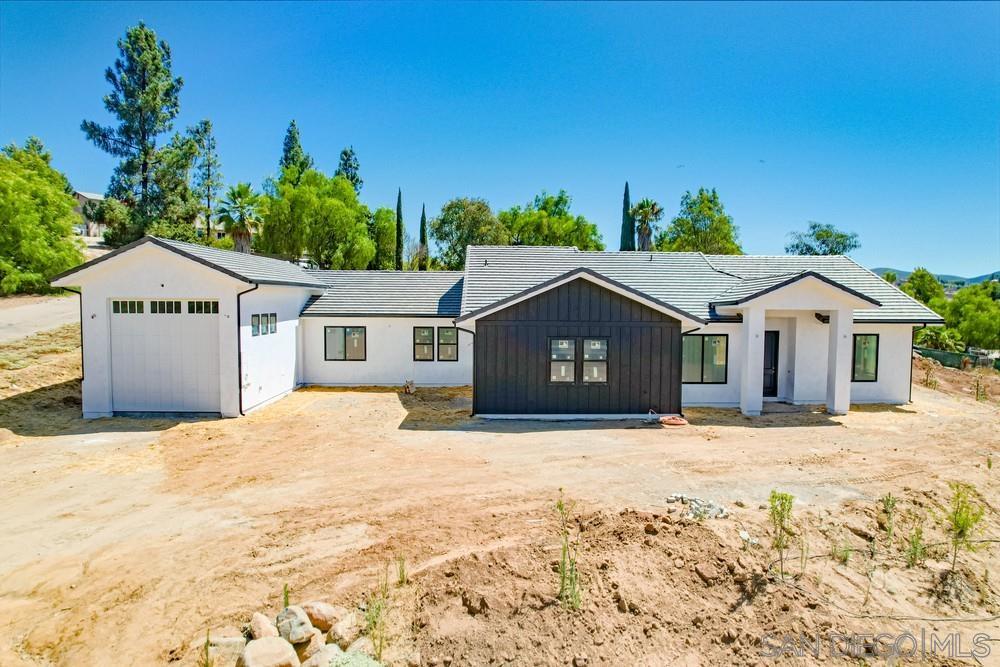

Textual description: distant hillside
[872,267,999,286]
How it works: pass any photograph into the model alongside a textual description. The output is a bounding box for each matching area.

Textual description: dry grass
[0,323,80,371]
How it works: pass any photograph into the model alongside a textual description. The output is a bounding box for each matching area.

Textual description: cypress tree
[395,188,404,270]
[419,203,428,271]
[619,181,634,251]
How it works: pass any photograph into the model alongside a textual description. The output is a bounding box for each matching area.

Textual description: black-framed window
[852,334,879,382]
[549,338,576,383]
[325,326,366,361]
[438,327,458,361]
[269,313,277,334]
[414,327,434,361]
[582,338,608,383]
[251,314,260,336]
[682,334,728,384]
[112,300,143,314]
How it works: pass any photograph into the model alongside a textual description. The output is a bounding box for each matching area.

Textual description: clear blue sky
[2,1,998,275]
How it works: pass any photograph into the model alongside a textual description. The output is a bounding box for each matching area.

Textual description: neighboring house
[73,191,106,237]
[51,238,942,419]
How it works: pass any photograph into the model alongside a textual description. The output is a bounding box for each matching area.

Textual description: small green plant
[395,554,408,587]
[378,561,390,600]
[905,524,927,568]
[880,493,897,542]
[832,537,852,565]
[364,589,387,661]
[797,529,809,578]
[973,374,988,402]
[922,366,939,389]
[197,630,214,667]
[768,490,794,580]
[555,489,582,610]
[987,453,993,471]
[282,583,290,609]
[944,482,984,573]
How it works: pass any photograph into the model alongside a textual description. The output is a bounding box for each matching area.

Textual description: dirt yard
[0,331,998,666]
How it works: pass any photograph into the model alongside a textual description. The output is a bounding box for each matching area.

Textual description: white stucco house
[51,237,942,419]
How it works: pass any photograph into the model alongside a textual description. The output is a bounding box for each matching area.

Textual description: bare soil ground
[0,332,997,666]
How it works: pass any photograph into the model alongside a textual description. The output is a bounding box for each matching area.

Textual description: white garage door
[110,298,222,412]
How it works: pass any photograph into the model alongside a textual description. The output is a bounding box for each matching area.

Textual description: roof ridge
[698,252,744,279]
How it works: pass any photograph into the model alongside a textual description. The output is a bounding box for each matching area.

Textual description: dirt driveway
[0,343,998,665]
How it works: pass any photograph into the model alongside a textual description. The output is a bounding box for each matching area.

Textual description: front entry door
[762,331,779,398]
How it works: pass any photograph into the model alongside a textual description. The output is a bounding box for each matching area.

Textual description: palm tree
[630,198,664,251]
[218,183,260,253]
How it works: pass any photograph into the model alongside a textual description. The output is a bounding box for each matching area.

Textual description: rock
[327,612,362,650]
[644,523,658,535]
[301,601,345,633]
[300,645,343,667]
[674,558,685,569]
[206,627,247,667]
[573,656,589,666]
[236,637,301,667]
[250,612,280,640]
[276,606,314,645]
[462,590,505,616]
[734,500,746,508]
[346,636,374,657]
[695,562,720,584]
[295,628,326,663]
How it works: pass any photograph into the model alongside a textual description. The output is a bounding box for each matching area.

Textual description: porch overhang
[712,271,881,317]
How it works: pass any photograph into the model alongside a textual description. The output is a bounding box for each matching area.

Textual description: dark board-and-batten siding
[473,277,682,415]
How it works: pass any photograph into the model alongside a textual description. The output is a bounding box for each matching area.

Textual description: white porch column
[826,308,853,415]
[739,306,765,416]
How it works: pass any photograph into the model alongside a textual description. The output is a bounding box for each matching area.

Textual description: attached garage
[108,298,221,412]
[51,236,327,418]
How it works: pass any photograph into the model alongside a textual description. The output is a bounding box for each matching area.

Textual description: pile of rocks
[204,600,382,667]
[665,493,728,520]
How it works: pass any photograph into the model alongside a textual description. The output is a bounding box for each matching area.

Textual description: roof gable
[457,267,704,325]
[51,236,327,289]
[710,271,881,308]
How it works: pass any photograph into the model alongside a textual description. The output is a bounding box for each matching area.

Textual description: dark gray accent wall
[474,277,682,415]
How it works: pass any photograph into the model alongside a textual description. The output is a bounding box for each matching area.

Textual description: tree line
[7,16,980,331]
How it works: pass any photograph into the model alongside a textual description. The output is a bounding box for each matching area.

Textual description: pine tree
[81,22,182,228]
[190,119,223,242]
[419,203,428,271]
[335,146,363,194]
[395,188,404,270]
[279,120,313,182]
[619,181,634,251]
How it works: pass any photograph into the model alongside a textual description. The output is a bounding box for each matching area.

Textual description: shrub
[905,524,927,568]
[944,482,984,573]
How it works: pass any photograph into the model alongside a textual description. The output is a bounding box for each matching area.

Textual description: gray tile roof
[703,254,941,322]
[460,247,942,323]
[301,271,464,317]
[155,238,327,288]
[51,236,327,288]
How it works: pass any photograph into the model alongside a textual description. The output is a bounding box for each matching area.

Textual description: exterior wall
[680,323,742,407]
[474,277,682,415]
[681,319,914,408]
[239,285,315,412]
[60,243,246,417]
[300,316,473,386]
